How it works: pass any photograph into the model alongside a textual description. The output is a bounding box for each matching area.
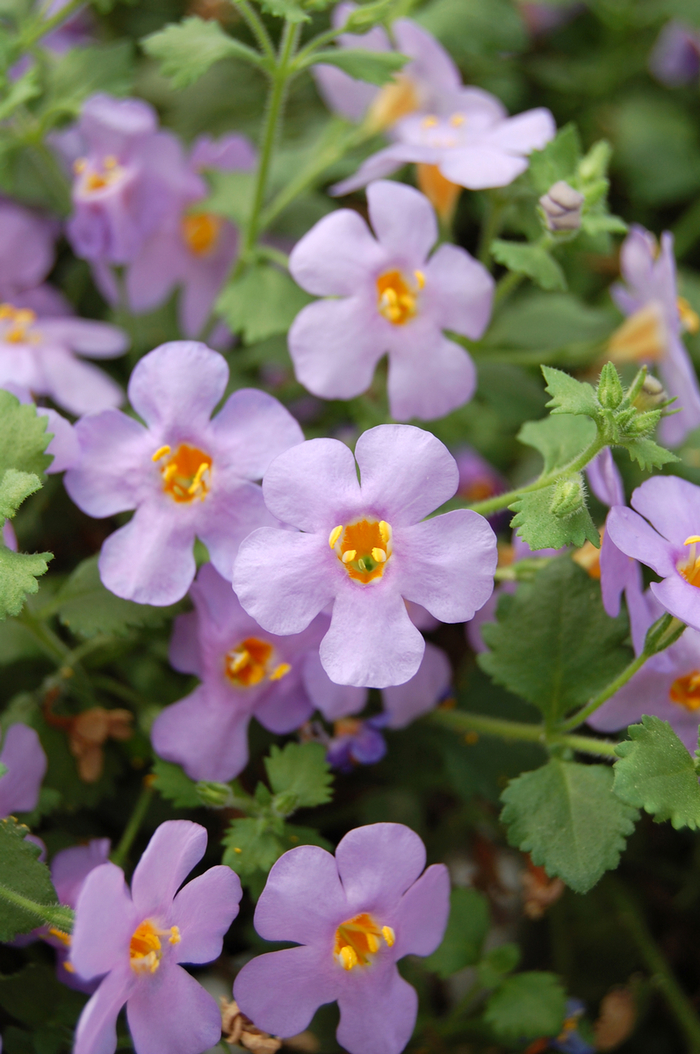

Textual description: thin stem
[293,22,349,66]
[110,782,154,870]
[611,880,700,1052]
[0,883,74,934]
[429,709,619,759]
[18,608,70,664]
[494,269,524,304]
[19,0,84,48]
[477,193,505,268]
[231,0,275,62]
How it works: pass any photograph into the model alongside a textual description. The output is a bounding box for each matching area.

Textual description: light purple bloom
[455,446,507,506]
[609,225,700,446]
[11,0,93,79]
[65,341,304,606]
[151,563,324,782]
[2,520,17,550]
[0,723,47,818]
[70,820,242,1054]
[331,92,555,196]
[607,475,700,632]
[650,21,700,87]
[233,424,497,688]
[0,198,58,301]
[588,589,700,753]
[326,715,388,772]
[289,181,493,421]
[313,5,463,129]
[125,134,255,337]
[0,305,126,416]
[233,823,449,1054]
[49,838,111,989]
[3,383,79,473]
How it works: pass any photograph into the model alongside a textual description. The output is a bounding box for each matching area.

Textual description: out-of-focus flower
[331,92,554,197]
[607,226,700,446]
[2,520,17,550]
[0,198,58,301]
[455,445,507,507]
[593,987,636,1051]
[221,998,281,1053]
[525,999,593,1054]
[518,1,583,36]
[650,21,700,87]
[233,823,450,1054]
[539,180,584,232]
[125,134,255,337]
[151,563,325,782]
[289,181,493,422]
[0,305,127,416]
[607,475,700,632]
[65,341,303,605]
[0,723,47,818]
[71,709,132,782]
[3,383,79,473]
[70,820,242,1054]
[325,715,388,771]
[233,424,497,688]
[48,839,111,989]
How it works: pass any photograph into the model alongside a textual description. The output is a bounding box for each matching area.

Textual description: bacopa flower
[48,838,111,989]
[125,134,255,338]
[606,475,700,632]
[233,424,497,688]
[65,341,303,605]
[650,21,700,87]
[3,383,78,473]
[0,723,46,818]
[607,225,700,446]
[331,91,554,198]
[289,181,493,421]
[325,715,389,772]
[70,820,242,1054]
[0,197,58,301]
[152,563,325,782]
[233,823,449,1054]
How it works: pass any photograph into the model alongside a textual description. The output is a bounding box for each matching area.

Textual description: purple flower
[606,475,700,632]
[0,305,126,416]
[151,563,324,782]
[233,424,497,688]
[588,589,700,753]
[2,520,17,549]
[57,94,201,268]
[326,715,389,772]
[70,820,242,1054]
[65,341,303,605]
[313,5,463,130]
[608,225,700,446]
[650,21,700,87]
[0,198,58,300]
[331,93,555,197]
[49,839,111,989]
[3,383,79,473]
[125,134,255,337]
[233,823,450,1054]
[289,181,493,421]
[0,723,47,818]
[455,446,507,505]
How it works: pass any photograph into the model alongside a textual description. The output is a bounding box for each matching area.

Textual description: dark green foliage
[614,716,700,829]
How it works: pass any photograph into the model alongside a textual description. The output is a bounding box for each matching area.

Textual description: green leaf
[53,555,177,638]
[0,67,40,122]
[623,436,679,471]
[40,42,133,120]
[491,240,567,292]
[477,942,521,988]
[216,264,312,343]
[151,758,201,808]
[528,123,581,196]
[425,888,490,978]
[141,17,262,89]
[581,212,627,235]
[201,169,255,226]
[309,48,409,85]
[254,0,311,21]
[0,391,51,478]
[0,547,52,621]
[0,469,41,521]
[518,414,596,474]
[613,715,700,829]
[510,483,599,551]
[222,817,283,878]
[0,817,59,941]
[484,972,567,1042]
[480,557,630,723]
[265,741,334,811]
[0,964,86,1028]
[542,366,600,418]
[500,759,638,893]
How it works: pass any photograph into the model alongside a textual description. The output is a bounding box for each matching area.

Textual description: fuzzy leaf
[309,48,409,85]
[142,17,261,89]
[500,760,638,893]
[41,42,133,118]
[517,414,596,473]
[509,484,600,550]
[425,888,490,978]
[216,264,312,343]
[222,817,281,878]
[491,240,567,291]
[477,943,521,988]
[0,547,52,621]
[264,741,334,811]
[255,0,311,21]
[528,123,581,195]
[151,759,201,809]
[0,391,51,478]
[613,716,700,829]
[0,470,41,521]
[480,557,630,723]
[623,436,679,471]
[484,972,567,1042]
[542,366,600,418]
[0,818,59,941]
[53,556,177,638]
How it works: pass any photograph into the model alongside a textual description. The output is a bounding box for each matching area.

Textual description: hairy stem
[0,882,74,934]
[231,0,276,62]
[429,709,619,758]
[110,781,155,870]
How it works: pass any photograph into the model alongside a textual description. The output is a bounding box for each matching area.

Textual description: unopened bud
[628,409,661,436]
[597,361,624,409]
[550,477,585,518]
[579,140,612,182]
[196,781,232,807]
[633,373,667,411]
[539,181,584,232]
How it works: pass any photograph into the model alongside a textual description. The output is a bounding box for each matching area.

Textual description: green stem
[429,709,619,758]
[19,0,85,48]
[611,881,700,1052]
[0,883,74,934]
[232,0,276,62]
[110,782,154,870]
[466,434,606,517]
[494,269,524,305]
[18,608,70,664]
[477,192,504,268]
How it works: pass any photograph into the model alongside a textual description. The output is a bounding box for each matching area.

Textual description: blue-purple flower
[0,723,46,818]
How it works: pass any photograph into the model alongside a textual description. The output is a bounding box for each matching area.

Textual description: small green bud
[627,409,662,437]
[579,140,612,183]
[272,790,298,816]
[343,0,394,30]
[597,361,624,409]
[196,781,233,808]
[550,476,585,518]
[633,374,667,411]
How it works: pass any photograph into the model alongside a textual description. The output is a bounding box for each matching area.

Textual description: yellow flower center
[329,519,392,584]
[366,75,419,132]
[0,303,39,344]
[129,920,180,974]
[224,636,291,687]
[152,444,212,503]
[417,163,461,223]
[678,296,700,334]
[333,913,395,971]
[181,212,223,257]
[670,671,700,711]
[572,530,604,579]
[608,303,667,364]
[376,270,424,326]
[679,535,700,587]
[74,154,126,194]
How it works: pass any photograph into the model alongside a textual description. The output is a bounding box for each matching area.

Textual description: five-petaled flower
[70,820,242,1054]
[289,181,493,422]
[233,423,497,688]
[65,340,303,606]
[233,823,449,1054]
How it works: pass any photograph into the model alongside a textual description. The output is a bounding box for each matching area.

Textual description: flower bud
[550,476,585,518]
[633,373,667,411]
[196,780,233,807]
[579,140,612,183]
[597,361,624,409]
[628,409,662,436]
[539,180,585,232]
